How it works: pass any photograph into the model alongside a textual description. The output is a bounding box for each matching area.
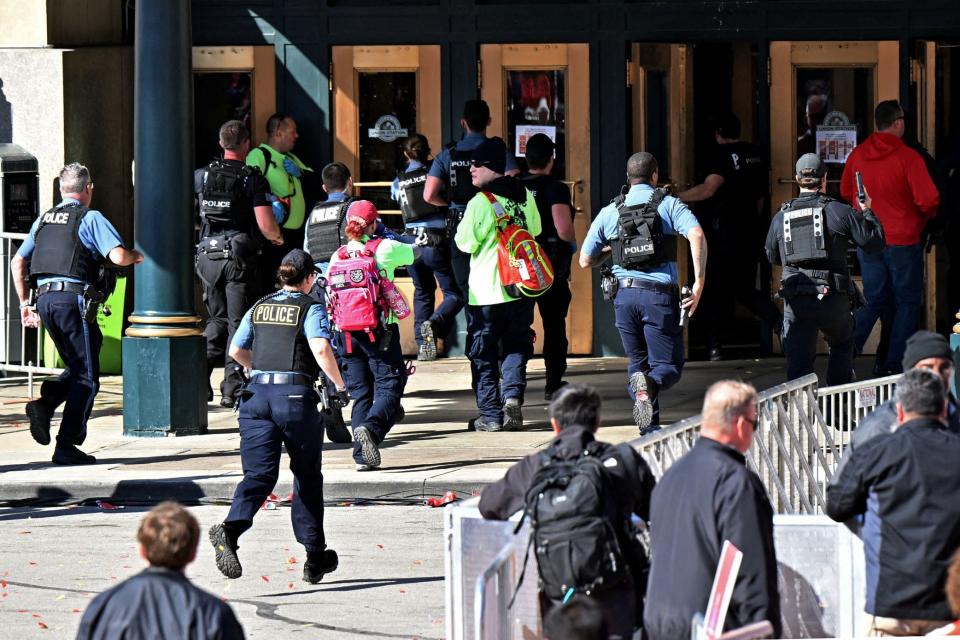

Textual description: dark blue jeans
[407,243,464,344]
[855,244,923,370]
[37,290,102,446]
[613,286,684,425]
[783,292,854,386]
[468,300,535,423]
[226,382,327,553]
[341,325,405,463]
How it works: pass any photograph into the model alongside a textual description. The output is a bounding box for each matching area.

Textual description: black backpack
[516,441,631,601]
[199,160,255,227]
[611,188,675,270]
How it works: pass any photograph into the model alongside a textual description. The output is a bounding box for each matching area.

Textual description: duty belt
[36,281,87,297]
[617,278,679,296]
[249,372,314,386]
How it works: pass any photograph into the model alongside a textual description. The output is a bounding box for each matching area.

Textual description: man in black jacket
[765,153,885,385]
[827,368,960,636]
[77,502,244,639]
[644,380,781,640]
[850,330,959,452]
[479,384,656,639]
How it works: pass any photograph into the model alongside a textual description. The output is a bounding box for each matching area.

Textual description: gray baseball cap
[796,153,826,180]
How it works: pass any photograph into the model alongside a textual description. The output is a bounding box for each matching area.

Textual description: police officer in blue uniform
[209,249,348,584]
[423,99,519,301]
[303,161,354,274]
[580,152,707,434]
[392,134,464,360]
[195,120,284,407]
[11,163,143,464]
[765,153,885,385]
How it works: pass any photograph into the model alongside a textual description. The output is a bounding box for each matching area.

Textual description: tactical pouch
[197,234,232,261]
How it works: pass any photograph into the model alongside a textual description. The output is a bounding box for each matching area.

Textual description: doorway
[480,43,593,355]
[331,45,441,355]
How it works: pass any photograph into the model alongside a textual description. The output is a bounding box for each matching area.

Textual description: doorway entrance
[479,43,593,355]
[769,41,900,353]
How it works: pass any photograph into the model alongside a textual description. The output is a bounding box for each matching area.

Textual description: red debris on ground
[425,491,458,508]
[261,575,269,583]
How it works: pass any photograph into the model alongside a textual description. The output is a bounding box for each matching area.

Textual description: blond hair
[702,380,758,432]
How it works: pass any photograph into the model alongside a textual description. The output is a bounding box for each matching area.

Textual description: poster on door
[515,125,557,157]
[816,125,857,164]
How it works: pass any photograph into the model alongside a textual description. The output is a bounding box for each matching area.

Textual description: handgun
[855,171,866,205]
[679,286,692,327]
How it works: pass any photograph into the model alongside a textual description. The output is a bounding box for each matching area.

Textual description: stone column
[122,0,206,436]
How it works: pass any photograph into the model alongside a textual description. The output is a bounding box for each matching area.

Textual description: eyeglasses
[471,160,491,168]
[86,182,95,191]
[743,415,758,431]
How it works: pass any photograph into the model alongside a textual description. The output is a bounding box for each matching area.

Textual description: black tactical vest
[611,188,676,270]
[305,198,352,263]
[251,293,320,380]
[447,144,478,206]
[779,195,832,270]
[397,167,440,224]
[29,203,101,286]
[199,160,255,232]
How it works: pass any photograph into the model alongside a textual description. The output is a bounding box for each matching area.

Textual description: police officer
[580,152,707,434]
[678,113,778,360]
[11,163,143,464]
[209,248,347,584]
[765,153,885,385]
[521,133,576,399]
[392,134,464,360]
[195,120,284,407]
[304,161,354,273]
[423,99,519,302]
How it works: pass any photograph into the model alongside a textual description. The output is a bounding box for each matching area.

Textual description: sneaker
[354,426,381,469]
[355,463,379,472]
[303,549,339,584]
[629,372,653,431]
[418,321,437,361]
[472,417,503,432]
[544,381,569,402]
[503,398,523,431]
[26,400,52,446]
[51,444,96,465]
[209,523,242,579]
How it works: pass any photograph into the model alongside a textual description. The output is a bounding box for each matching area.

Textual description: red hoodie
[840,132,939,245]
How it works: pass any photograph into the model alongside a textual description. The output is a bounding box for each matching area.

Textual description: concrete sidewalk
[0,356,813,503]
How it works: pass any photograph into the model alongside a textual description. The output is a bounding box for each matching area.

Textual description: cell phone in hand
[855,171,866,205]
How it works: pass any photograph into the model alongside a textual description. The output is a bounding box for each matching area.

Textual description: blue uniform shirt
[392,160,445,230]
[428,132,519,210]
[232,290,331,376]
[16,198,125,286]
[582,184,701,284]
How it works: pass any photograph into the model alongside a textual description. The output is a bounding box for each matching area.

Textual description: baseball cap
[471,137,508,175]
[345,200,379,227]
[280,248,319,280]
[795,153,826,180]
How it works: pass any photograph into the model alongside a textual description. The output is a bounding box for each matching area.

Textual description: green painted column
[122,0,206,436]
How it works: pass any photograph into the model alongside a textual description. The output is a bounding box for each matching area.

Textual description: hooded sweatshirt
[840,132,939,246]
[455,176,541,305]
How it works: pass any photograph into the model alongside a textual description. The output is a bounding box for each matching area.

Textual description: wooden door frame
[191,46,276,148]
[331,45,441,180]
[479,43,593,356]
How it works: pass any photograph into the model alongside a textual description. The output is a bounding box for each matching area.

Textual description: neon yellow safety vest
[246,144,311,230]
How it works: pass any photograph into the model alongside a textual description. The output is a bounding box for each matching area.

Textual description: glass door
[480,43,592,355]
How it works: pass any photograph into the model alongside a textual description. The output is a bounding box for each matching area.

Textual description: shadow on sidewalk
[263,574,443,597]
[378,456,522,473]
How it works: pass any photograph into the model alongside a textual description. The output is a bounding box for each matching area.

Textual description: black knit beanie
[901,330,952,370]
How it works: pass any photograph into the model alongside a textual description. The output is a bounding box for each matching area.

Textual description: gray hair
[896,368,946,417]
[59,162,91,195]
[626,152,658,183]
[702,380,758,432]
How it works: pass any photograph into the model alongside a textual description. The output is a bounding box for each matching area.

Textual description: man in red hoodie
[840,100,939,375]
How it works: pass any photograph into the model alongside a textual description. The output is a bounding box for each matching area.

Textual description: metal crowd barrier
[636,372,901,515]
[0,234,62,397]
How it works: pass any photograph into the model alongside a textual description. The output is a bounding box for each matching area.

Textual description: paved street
[0,504,446,639]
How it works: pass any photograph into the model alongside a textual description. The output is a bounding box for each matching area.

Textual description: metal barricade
[0,233,62,397]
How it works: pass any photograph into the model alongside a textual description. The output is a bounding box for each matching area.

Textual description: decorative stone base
[122,336,207,437]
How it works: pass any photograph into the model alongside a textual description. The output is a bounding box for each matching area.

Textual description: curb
[1,476,494,505]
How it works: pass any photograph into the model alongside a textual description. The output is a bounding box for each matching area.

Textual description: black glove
[333,388,350,408]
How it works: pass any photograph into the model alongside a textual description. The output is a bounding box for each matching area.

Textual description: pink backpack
[328,239,385,349]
